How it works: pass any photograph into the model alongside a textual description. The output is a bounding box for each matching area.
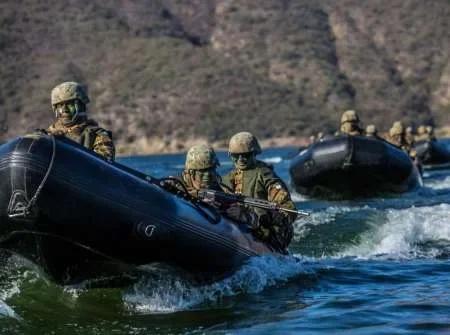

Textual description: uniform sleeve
[93,130,115,161]
[261,166,296,212]
[259,167,296,250]
[221,171,235,191]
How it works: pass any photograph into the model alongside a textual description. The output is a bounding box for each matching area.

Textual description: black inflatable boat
[414,139,450,168]
[0,136,274,285]
[289,136,423,199]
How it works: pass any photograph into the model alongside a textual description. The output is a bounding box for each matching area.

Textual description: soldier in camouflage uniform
[415,125,436,142]
[415,125,427,142]
[365,124,379,138]
[164,144,258,227]
[222,132,297,251]
[425,126,437,141]
[339,110,363,136]
[316,132,325,142]
[405,126,415,148]
[387,121,416,158]
[37,82,115,160]
[179,144,225,197]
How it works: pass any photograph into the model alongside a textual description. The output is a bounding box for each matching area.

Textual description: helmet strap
[55,100,86,126]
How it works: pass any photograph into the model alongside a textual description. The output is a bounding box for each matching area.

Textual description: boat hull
[0,136,273,284]
[415,140,450,168]
[289,136,423,199]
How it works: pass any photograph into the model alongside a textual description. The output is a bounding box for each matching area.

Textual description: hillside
[1,0,449,153]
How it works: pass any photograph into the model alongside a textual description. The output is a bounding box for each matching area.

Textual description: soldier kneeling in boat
[29,81,115,160]
[387,121,419,161]
[222,132,297,251]
[365,124,382,140]
[337,110,363,136]
[415,125,436,142]
[162,144,259,231]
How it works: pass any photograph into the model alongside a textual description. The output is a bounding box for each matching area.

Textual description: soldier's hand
[225,205,245,222]
[161,178,181,194]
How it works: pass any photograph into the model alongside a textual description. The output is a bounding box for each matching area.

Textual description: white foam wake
[123,255,310,314]
[341,203,450,259]
[0,300,19,319]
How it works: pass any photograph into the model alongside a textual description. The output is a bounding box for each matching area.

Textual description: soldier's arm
[161,175,192,196]
[221,171,234,191]
[261,168,297,223]
[93,130,115,161]
[261,167,295,208]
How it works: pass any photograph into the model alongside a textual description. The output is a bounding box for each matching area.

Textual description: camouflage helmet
[51,82,90,106]
[185,144,220,170]
[389,121,404,136]
[228,131,262,155]
[340,110,359,124]
[417,125,427,135]
[365,124,377,135]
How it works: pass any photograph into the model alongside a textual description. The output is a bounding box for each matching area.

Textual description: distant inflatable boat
[414,139,450,169]
[289,136,423,199]
[0,136,275,285]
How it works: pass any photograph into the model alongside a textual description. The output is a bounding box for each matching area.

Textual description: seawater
[1,147,450,334]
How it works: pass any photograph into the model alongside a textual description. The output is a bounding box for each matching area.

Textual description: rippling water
[1,147,450,334]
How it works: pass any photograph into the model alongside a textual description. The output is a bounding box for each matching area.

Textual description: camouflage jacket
[222,160,296,251]
[164,171,258,228]
[414,134,436,142]
[180,170,229,197]
[387,134,411,155]
[45,119,115,160]
[339,123,363,136]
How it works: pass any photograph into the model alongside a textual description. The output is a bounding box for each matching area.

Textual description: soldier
[163,144,258,228]
[316,132,325,142]
[425,125,437,141]
[179,144,225,196]
[365,124,379,138]
[415,125,428,142]
[37,82,115,160]
[222,132,297,251]
[387,121,412,155]
[405,126,415,148]
[339,110,363,136]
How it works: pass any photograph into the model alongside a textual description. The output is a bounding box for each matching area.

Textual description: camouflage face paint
[55,100,79,125]
[230,152,256,170]
[188,168,220,189]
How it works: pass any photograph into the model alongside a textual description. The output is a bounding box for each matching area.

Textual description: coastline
[115,136,310,156]
[115,125,450,157]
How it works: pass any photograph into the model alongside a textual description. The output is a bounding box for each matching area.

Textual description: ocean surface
[1,146,450,334]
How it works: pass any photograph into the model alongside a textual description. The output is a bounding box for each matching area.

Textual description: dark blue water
[1,147,450,334]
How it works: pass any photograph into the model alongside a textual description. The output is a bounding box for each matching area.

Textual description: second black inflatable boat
[414,139,450,168]
[0,135,275,285]
[289,136,423,199]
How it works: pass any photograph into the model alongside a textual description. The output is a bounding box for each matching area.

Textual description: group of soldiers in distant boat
[311,109,437,163]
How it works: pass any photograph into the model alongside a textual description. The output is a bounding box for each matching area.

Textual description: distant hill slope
[1,0,449,153]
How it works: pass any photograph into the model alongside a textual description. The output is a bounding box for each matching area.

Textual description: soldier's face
[54,100,78,125]
[191,168,219,189]
[230,152,256,170]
